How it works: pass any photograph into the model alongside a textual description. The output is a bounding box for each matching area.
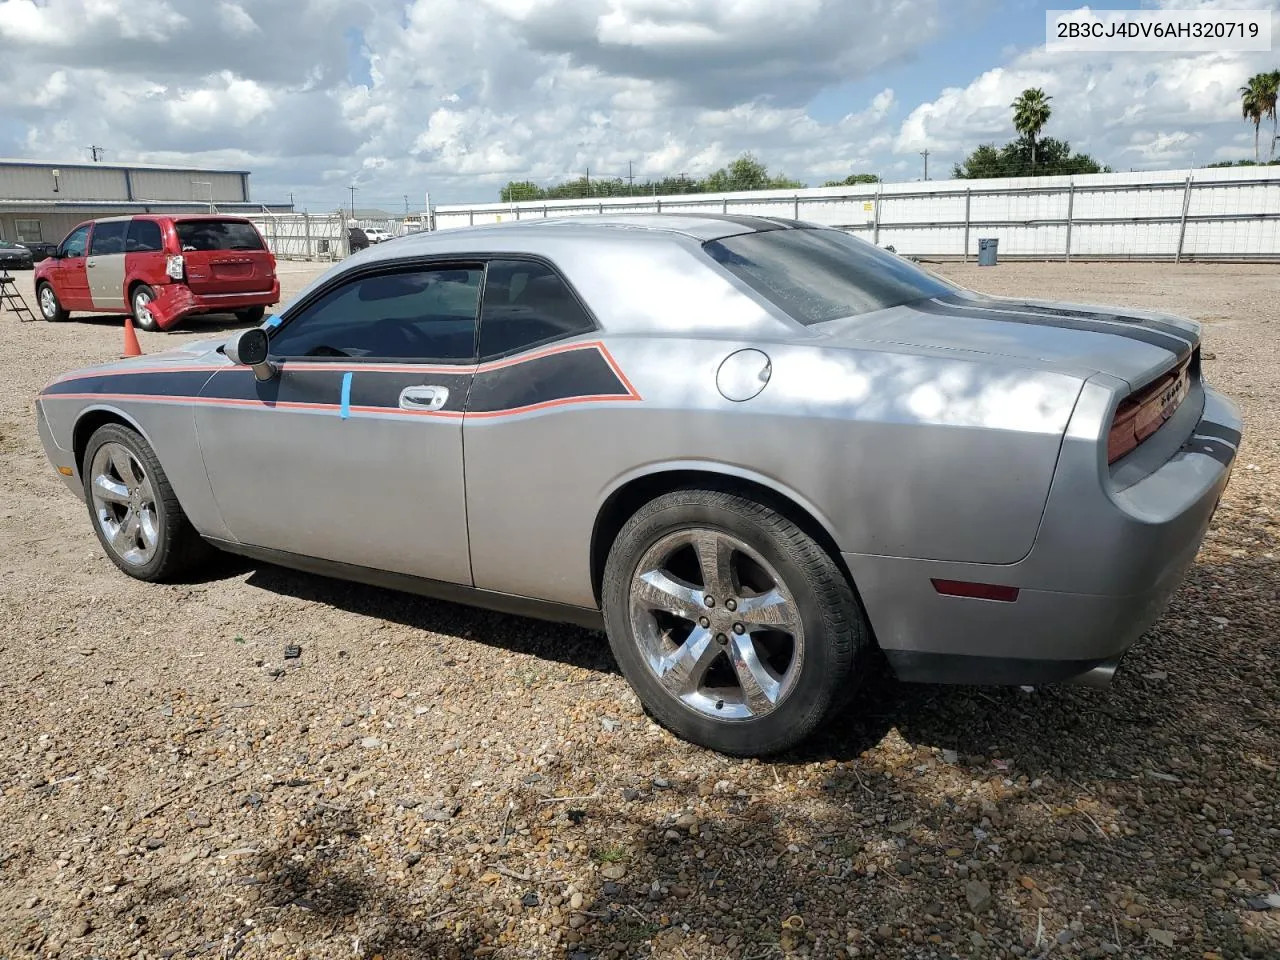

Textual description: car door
[85,218,129,311]
[54,223,92,310]
[193,261,484,585]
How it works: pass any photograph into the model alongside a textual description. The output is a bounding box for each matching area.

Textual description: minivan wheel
[602,488,870,756]
[131,284,159,332]
[37,282,69,322]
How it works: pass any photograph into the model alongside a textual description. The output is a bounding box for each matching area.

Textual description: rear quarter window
[703,228,956,325]
[176,220,265,252]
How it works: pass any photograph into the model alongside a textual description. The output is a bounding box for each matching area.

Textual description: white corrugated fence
[432,166,1280,261]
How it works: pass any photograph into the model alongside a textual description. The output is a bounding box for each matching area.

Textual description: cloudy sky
[1,0,1277,211]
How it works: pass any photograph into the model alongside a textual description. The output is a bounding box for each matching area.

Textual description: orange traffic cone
[122,315,143,358]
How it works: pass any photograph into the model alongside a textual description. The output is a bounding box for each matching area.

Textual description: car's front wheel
[602,488,869,756]
[37,282,69,322]
[81,423,213,582]
[131,284,159,332]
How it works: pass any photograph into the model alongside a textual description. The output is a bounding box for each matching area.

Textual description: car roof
[371,212,820,255]
[79,213,254,226]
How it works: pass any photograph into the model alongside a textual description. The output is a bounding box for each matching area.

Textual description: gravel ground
[0,260,1276,960]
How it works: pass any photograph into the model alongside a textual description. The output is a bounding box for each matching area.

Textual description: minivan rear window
[703,227,956,326]
[176,219,265,252]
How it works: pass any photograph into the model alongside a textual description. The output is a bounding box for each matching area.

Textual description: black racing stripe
[914,297,1193,360]
[347,371,470,413]
[1185,438,1236,469]
[468,347,629,413]
[1194,422,1242,448]
[42,370,216,397]
[941,293,1198,346]
[203,367,473,414]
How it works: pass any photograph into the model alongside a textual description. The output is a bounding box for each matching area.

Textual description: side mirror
[224,327,277,381]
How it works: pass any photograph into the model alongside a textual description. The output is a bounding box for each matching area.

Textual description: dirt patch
[0,261,1277,959]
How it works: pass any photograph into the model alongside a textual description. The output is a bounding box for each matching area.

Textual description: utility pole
[348,184,357,219]
[404,194,409,214]
[627,161,635,194]
[87,145,104,162]
[920,149,930,181]
[585,167,591,198]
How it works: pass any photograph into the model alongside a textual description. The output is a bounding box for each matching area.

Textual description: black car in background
[18,240,58,262]
[0,240,35,271]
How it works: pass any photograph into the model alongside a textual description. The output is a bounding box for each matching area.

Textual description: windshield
[176,219,265,252]
[703,227,957,326]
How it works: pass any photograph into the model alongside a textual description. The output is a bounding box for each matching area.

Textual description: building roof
[0,157,250,175]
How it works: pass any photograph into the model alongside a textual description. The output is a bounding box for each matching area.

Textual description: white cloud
[896,1,1280,170]
[0,0,1276,211]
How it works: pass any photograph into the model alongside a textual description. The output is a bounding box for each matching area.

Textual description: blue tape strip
[264,314,281,328]
[340,372,352,419]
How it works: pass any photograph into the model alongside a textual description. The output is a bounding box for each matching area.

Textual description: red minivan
[34,214,280,331]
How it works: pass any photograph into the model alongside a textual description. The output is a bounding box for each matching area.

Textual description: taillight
[1107,358,1191,463]
[166,254,185,280]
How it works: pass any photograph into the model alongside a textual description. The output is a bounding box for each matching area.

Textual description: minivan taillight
[166,254,185,280]
[1107,357,1192,463]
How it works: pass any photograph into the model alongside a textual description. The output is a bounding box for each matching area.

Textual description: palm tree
[1239,73,1269,163]
[1011,88,1053,171]
[1264,70,1280,163]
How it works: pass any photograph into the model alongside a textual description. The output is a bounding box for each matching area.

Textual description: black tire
[602,487,869,756]
[236,306,266,325]
[81,423,213,582]
[131,283,159,332]
[36,281,69,322]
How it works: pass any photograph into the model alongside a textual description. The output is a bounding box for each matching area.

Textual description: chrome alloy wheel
[628,527,805,721]
[133,289,154,326]
[39,285,58,319]
[89,441,160,567]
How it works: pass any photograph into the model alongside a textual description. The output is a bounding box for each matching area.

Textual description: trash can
[977,237,999,266]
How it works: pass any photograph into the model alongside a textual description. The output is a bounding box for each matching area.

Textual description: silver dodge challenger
[34,214,1242,755]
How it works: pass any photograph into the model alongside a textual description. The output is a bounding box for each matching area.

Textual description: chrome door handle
[399,385,449,411]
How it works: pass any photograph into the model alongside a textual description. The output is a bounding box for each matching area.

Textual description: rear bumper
[847,380,1241,687]
[150,280,281,330]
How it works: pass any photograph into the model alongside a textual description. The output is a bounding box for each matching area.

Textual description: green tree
[500,180,545,203]
[953,137,1107,179]
[1011,87,1053,170]
[497,152,807,203]
[1239,73,1270,163]
[822,173,881,186]
[1263,70,1280,162]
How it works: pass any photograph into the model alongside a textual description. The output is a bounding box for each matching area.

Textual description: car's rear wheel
[82,423,212,582]
[37,282,69,322]
[602,488,869,756]
[131,284,159,332]
[236,306,266,325]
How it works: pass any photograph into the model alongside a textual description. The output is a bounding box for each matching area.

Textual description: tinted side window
[61,225,90,258]
[89,221,128,256]
[268,266,483,362]
[478,260,596,359]
[703,228,956,326]
[126,219,165,253]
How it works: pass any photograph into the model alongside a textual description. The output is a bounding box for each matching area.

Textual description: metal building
[0,158,293,247]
